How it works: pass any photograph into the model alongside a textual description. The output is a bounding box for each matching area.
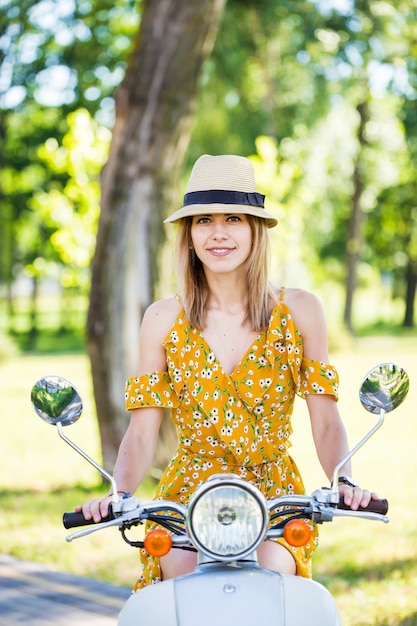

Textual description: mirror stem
[57,422,119,503]
[331,409,386,501]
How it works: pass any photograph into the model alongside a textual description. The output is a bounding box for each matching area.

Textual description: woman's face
[190,213,253,275]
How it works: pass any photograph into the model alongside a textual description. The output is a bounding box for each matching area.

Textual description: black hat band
[183,190,265,208]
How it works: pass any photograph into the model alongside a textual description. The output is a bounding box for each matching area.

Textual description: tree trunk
[30,274,38,341]
[87,0,225,472]
[343,100,368,333]
[403,259,416,327]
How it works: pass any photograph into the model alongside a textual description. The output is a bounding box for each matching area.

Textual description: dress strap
[279,286,285,303]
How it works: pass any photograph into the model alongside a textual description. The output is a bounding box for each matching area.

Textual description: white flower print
[127,306,341,586]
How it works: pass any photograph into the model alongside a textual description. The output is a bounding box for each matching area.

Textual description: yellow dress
[125,291,339,589]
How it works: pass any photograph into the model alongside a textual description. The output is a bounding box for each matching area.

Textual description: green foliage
[1,0,139,113]
[187,0,417,327]
[0,0,138,336]
[2,0,417,340]
[189,0,331,163]
[30,108,111,286]
[3,1,417,375]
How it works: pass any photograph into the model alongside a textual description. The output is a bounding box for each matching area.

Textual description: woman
[77,154,378,588]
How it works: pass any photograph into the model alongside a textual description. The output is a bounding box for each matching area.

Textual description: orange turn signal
[144,529,173,557]
[283,519,311,547]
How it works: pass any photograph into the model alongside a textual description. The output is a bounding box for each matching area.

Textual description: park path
[0,553,130,625]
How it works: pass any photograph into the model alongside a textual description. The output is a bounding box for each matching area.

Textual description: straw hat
[164,154,278,228]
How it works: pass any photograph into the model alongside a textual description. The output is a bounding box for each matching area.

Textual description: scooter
[31,362,409,625]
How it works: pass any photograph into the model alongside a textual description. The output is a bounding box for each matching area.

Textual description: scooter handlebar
[62,495,388,530]
[63,507,116,529]
[338,496,388,515]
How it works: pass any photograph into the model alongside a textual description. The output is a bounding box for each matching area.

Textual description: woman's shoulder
[281,288,325,333]
[269,285,320,309]
[141,297,183,338]
[145,296,182,317]
[283,287,322,310]
[137,298,182,373]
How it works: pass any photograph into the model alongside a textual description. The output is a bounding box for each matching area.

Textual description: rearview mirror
[359,362,409,415]
[332,362,409,498]
[31,376,82,426]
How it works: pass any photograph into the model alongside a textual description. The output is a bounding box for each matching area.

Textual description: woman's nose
[211,219,228,238]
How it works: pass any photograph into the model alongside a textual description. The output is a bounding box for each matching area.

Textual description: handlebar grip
[338,496,388,515]
[63,506,115,529]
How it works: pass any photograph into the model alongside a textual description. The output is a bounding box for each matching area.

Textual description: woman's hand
[338,483,380,511]
[74,494,115,523]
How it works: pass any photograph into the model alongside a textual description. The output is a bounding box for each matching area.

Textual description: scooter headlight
[186,475,268,560]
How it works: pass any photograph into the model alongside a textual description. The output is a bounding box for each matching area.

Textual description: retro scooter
[31,362,409,625]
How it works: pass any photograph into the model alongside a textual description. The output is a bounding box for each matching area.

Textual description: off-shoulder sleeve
[296,359,339,400]
[125,372,180,410]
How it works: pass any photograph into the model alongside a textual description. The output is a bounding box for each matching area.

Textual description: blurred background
[1,1,416,623]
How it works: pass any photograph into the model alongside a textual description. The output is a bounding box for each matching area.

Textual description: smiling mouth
[208,247,234,255]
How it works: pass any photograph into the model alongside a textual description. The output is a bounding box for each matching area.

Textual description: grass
[1,336,417,623]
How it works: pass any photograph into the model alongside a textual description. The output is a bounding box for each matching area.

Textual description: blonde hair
[176,216,277,330]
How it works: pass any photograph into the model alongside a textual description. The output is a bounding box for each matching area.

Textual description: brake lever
[66,513,134,542]
[330,508,389,523]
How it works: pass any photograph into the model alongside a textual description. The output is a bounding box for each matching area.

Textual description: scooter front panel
[117,564,341,626]
[175,562,285,626]
[282,575,341,625]
[118,579,178,626]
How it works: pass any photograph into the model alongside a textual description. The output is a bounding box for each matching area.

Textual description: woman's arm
[76,297,181,522]
[288,288,377,510]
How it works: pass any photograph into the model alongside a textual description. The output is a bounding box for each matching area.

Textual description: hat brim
[164,203,278,228]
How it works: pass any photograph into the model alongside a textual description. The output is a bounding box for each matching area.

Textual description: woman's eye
[227,215,242,222]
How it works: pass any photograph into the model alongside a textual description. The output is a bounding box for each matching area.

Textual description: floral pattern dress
[125,291,339,589]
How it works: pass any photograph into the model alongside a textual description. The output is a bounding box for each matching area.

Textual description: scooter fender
[118,562,341,626]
